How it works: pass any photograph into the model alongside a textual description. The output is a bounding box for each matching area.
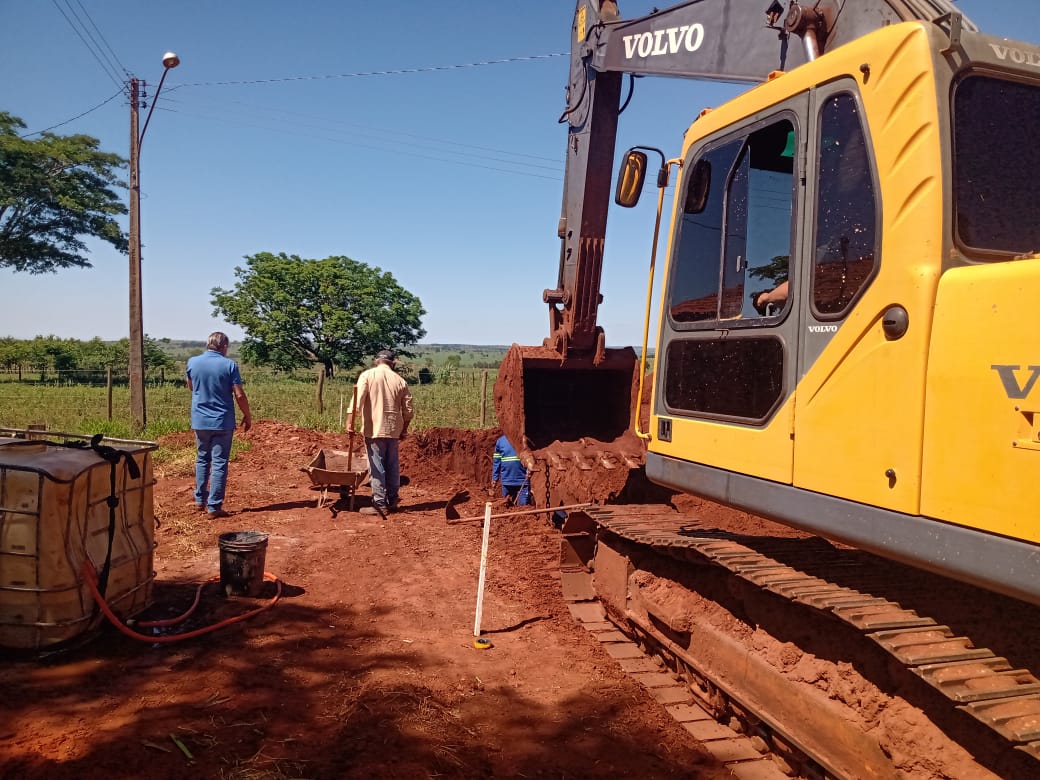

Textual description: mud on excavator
[494,0,1040,607]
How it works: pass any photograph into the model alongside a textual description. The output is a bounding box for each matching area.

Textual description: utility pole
[128,77,146,433]
[127,53,179,434]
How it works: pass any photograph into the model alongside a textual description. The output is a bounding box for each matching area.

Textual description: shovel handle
[346,385,358,472]
[447,502,592,524]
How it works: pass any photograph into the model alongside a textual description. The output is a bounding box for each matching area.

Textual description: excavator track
[558,506,1040,778]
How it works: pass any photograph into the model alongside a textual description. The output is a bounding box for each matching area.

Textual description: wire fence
[0,369,499,439]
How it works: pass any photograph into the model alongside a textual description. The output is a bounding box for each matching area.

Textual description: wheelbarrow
[301,386,370,510]
[302,447,369,510]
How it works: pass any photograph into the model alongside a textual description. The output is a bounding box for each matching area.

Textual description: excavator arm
[496,0,974,462]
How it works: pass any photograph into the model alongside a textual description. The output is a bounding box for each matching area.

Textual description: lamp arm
[138,67,171,148]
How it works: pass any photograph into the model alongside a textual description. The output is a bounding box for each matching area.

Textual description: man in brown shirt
[348,350,414,516]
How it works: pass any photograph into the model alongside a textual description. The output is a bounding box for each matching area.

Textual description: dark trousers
[365,437,400,509]
[502,483,532,506]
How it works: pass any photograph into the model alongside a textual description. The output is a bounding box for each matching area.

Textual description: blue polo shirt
[186,350,243,430]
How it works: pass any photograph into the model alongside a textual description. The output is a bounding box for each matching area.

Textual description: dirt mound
[403,427,500,488]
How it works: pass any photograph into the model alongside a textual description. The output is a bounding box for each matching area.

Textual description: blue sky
[1,1,1034,348]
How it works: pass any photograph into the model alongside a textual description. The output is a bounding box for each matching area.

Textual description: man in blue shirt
[186,332,251,518]
[491,434,532,507]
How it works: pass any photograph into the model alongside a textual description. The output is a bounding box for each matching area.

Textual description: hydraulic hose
[80,561,282,644]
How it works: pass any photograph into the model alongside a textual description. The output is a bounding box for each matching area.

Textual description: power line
[69,0,129,78]
[151,104,564,182]
[19,88,125,137]
[13,49,568,166]
[168,53,566,90]
[157,91,563,167]
[49,0,125,92]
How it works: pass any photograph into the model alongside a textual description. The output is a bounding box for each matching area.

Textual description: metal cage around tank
[0,429,158,651]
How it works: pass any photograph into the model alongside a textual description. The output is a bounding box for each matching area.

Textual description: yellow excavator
[495,0,1040,607]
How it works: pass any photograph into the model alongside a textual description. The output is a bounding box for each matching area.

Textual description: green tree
[105,336,175,372]
[79,337,116,370]
[0,337,30,370]
[211,252,426,375]
[0,112,128,273]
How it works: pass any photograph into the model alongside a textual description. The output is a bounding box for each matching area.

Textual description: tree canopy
[0,112,128,274]
[0,335,174,377]
[211,252,426,375]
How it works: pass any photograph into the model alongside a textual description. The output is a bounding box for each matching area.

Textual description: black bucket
[218,531,268,597]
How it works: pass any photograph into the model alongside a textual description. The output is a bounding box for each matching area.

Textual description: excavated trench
[408,426,1040,779]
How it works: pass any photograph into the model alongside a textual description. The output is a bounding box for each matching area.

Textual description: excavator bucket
[494,344,639,461]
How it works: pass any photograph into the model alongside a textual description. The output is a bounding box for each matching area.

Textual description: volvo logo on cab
[623,24,705,59]
[989,44,1040,69]
[991,365,1040,399]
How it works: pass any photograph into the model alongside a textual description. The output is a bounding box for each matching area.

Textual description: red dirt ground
[0,421,730,780]
[4,419,1038,778]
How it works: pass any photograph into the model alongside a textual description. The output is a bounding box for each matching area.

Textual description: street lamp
[128,51,179,433]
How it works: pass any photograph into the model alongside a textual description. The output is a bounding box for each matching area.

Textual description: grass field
[0,370,498,441]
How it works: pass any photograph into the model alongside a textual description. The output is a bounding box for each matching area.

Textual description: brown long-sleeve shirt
[354,363,414,439]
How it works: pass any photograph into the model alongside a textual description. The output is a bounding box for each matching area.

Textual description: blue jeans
[365,437,400,509]
[195,429,234,511]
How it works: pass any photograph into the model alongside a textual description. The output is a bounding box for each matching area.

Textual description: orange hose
[80,561,282,643]
[134,579,210,628]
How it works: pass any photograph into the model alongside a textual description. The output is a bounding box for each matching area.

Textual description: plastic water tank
[0,435,157,651]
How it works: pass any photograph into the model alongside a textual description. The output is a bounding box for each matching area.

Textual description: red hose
[134,579,209,628]
[80,561,282,643]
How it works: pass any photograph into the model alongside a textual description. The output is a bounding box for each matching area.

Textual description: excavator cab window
[812,93,878,317]
[661,116,795,421]
[669,118,796,324]
[953,74,1040,257]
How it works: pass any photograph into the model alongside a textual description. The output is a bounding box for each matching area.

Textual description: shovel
[444,489,470,520]
[444,489,513,520]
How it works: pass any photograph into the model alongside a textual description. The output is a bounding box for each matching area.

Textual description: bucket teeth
[572,452,595,470]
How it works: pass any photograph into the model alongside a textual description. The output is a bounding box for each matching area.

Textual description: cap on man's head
[376,349,396,363]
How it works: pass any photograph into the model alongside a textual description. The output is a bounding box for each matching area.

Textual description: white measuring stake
[473,501,493,637]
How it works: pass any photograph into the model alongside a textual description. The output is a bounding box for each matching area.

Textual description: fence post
[480,370,488,427]
[107,367,113,420]
[316,365,325,413]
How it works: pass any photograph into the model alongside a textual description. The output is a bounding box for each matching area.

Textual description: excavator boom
[494,0,974,466]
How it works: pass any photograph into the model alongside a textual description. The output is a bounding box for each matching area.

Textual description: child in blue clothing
[491,435,532,506]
